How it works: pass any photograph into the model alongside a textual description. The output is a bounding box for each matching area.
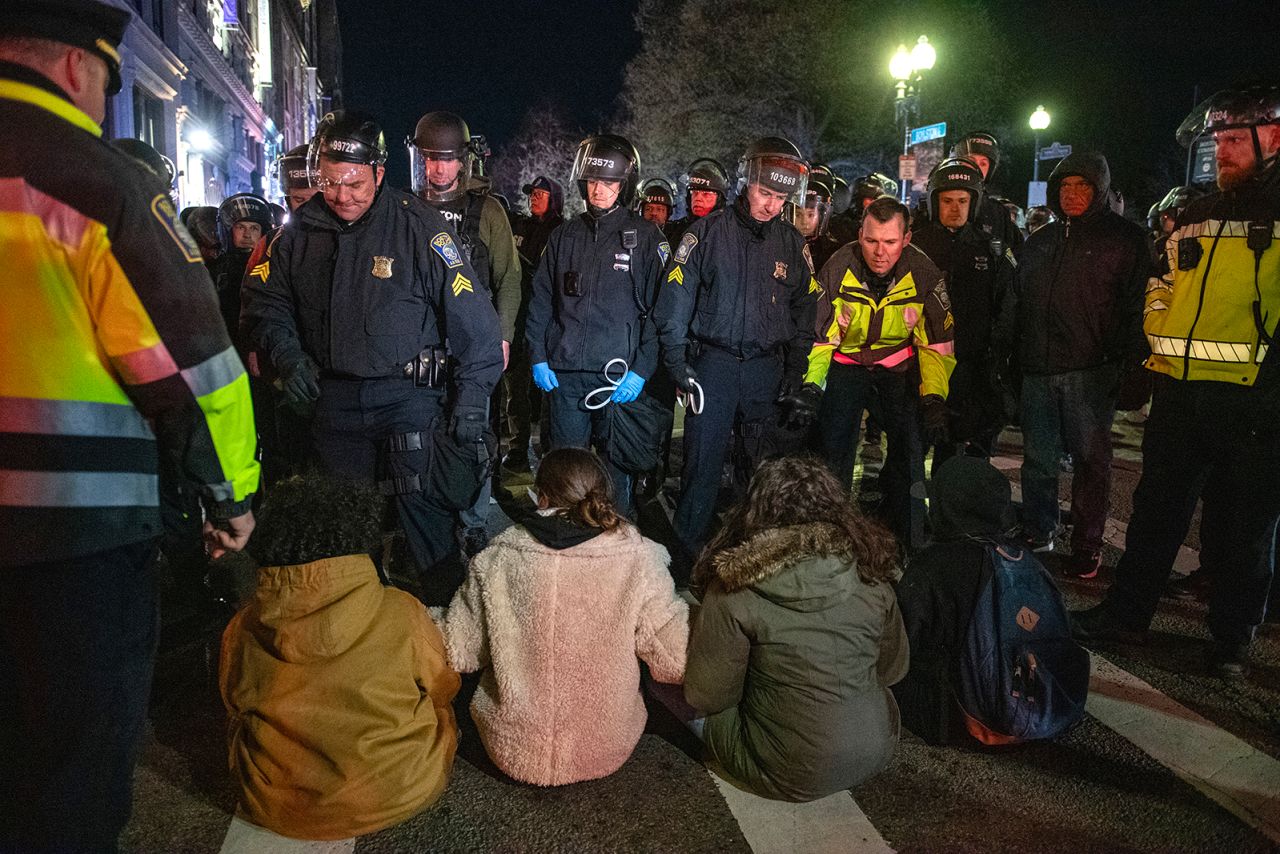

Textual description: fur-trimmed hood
[709,522,857,612]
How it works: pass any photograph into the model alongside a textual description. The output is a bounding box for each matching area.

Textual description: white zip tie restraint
[583,358,630,410]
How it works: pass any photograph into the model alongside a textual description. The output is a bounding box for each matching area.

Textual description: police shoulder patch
[150,194,201,264]
[430,232,464,268]
[934,277,953,311]
[674,232,698,264]
[658,240,671,266]
[802,243,815,275]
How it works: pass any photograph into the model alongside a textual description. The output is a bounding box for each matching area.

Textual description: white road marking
[1087,653,1280,844]
[709,766,895,854]
[220,816,354,854]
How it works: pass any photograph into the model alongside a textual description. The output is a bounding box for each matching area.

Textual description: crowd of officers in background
[148,93,1280,660]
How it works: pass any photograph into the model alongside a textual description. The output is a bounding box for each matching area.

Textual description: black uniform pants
[0,539,158,852]
[673,347,783,563]
[546,370,635,518]
[312,376,460,605]
[933,357,1005,469]
[816,361,926,550]
[1105,376,1280,645]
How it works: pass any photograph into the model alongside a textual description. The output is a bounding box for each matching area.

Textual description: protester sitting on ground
[894,455,1089,746]
[681,456,908,802]
[219,473,459,843]
[441,447,689,787]
[892,456,1016,743]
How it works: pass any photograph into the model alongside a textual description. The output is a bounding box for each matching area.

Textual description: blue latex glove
[610,370,646,404]
[532,361,559,392]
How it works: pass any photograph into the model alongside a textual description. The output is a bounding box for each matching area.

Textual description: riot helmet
[570,134,641,207]
[737,136,808,205]
[639,178,675,221]
[1026,205,1055,234]
[407,111,475,203]
[268,202,287,229]
[683,157,729,217]
[276,144,315,191]
[830,174,852,215]
[179,206,221,261]
[1176,83,1280,175]
[926,156,984,226]
[216,193,273,251]
[951,132,1001,179]
[854,172,898,209]
[111,138,175,188]
[307,110,387,189]
[787,167,834,238]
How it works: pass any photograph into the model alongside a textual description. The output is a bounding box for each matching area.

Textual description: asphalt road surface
[122,416,1280,853]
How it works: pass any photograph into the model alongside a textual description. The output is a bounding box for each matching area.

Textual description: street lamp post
[1029,105,1051,182]
[890,35,936,203]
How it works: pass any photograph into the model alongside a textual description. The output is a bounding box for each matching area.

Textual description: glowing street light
[1029,105,1051,181]
[188,127,215,153]
[890,35,936,201]
[910,35,936,72]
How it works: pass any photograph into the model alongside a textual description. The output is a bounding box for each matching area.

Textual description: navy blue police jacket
[524,204,669,379]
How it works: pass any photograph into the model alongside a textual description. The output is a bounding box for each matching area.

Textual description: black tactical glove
[451,404,487,445]
[778,382,823,430]
[669,362,700,394]
[920,394,951,447]
[279,354,320,405]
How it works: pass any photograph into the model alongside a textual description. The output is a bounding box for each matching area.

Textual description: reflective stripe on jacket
[805,243,956,398]
[0,64,259,566]
[1145,205,1280,385]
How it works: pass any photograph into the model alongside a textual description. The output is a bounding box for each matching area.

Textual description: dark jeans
[503,340,537,457]
[312,376,459,605]
[816,361,926,549]
[546,369,635,518]
[0,539,159,853]
[1105,376,1280,644]
[674,347,784,563]
[1019,365,1120,554]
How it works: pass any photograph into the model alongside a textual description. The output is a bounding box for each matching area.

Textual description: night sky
[337,0,1280,209]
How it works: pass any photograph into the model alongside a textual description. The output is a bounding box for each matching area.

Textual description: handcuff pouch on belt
[404,346,449,389]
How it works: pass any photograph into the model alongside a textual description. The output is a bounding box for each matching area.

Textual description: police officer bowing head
[574,134,641,214]
[308,109,388,222]
[277,144,319,212]
[738,136,809,223]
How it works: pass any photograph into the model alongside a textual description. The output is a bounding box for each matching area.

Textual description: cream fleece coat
[442,523,688,786]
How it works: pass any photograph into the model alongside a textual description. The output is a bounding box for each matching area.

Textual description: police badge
[372,256,394,279]
[773,261,788,280]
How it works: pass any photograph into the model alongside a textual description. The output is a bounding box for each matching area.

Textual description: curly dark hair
[694,455,899,586]
[249,472,384,567]
[534,447,628,533]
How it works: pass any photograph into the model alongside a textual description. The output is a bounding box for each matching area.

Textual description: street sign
[1038,142,1073,161]
[898,155,917,181]
[909,122,948,146]
[1027,181,1048,208]
[1192,138,1216,184]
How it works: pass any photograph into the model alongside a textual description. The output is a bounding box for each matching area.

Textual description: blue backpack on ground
[956,542,1090,745]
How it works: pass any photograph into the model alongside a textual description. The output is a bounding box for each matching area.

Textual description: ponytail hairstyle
[533,447,627,533]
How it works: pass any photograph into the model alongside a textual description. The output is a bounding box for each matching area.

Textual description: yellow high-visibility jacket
[0,64,259,567]
[1145,186,1280,386]
[805,242,956,398]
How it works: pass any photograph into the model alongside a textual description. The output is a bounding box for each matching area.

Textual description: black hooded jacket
[1006,152,1152,375]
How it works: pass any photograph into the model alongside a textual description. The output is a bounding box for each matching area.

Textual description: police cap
[1,0,131,96]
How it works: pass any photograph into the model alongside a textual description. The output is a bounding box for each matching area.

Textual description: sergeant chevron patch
[251,261,269,282]
[451,272,473,296]
[667,266,685,285]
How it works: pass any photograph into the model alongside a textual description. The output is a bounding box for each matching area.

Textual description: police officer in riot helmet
[277,143,318,212]
[242,109,503,604]
[639,178,675,230]
[789,165,842,272]
[829,172,897,245]
[666,157,730,242]
[524,133,670,518]
[912,156,1016,464]
[653,136,820,570]
[951,131,1025,253]
[210,192,272,347]
[111,137,176,194]
[408,110,522,558]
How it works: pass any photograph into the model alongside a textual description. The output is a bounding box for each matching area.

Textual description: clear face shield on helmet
[742,156,808,203]
[407,145,474,203]
[570,140,634,189]
[786,189,832,238]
